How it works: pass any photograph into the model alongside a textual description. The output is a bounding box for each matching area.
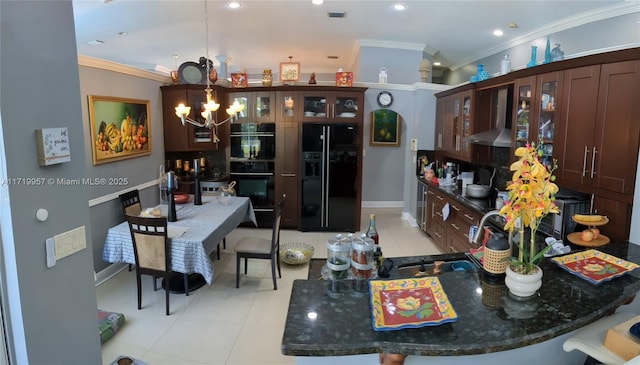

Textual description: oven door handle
[229,172,274,176]
[252,208,274,212]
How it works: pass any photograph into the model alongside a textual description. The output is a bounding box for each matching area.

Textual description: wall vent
[327,11,346,18]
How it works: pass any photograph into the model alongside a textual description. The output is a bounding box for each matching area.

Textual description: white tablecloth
[103,196,256,284]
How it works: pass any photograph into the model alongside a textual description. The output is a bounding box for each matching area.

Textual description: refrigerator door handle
[324,125,331,227]
[320,126,327,227]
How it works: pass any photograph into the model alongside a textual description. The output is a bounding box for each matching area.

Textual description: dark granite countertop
[282,242,640,357]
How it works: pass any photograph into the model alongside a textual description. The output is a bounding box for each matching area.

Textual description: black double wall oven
[229,123,276,228]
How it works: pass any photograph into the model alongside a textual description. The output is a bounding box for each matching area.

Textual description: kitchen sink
[397,259,479,277]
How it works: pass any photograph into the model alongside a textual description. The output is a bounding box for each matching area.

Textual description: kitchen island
[281,242,640,364]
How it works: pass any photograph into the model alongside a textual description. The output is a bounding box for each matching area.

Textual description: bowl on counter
[466,184,490,198]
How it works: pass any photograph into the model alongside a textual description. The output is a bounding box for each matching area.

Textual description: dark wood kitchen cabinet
[161,84,227,152]
[435,86,489,163]
[300,89,363,122]
[227,91,276,123]
[275,90,300,228]
[425,185,481,253]
[556,61,640,197]
[511,71,563,166]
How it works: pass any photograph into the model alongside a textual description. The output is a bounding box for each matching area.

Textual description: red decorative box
[336,71,353,87]
[231,73,247,88]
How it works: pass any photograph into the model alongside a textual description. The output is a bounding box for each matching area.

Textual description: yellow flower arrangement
[499,141,559,274]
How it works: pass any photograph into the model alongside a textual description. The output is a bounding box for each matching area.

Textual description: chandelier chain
[204,0,210,89]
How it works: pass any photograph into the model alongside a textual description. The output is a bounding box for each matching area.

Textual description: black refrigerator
[300,123,359,231]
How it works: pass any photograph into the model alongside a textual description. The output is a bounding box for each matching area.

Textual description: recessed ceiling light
[508,22,518,29]
[393,3,407,11]
[118,31,128,36]
[312,0,323,5]
[433,61,442,66]
[493,29,504,36]
[228,2,241,9]
[88,40,105,46]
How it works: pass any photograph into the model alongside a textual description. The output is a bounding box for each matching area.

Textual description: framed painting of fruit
[370,109,401,147]
[88,95,151,165]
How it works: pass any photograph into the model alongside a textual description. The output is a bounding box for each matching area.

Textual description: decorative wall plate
[369,277,458,331]
[178,62,206,84]
[551,249,639,284]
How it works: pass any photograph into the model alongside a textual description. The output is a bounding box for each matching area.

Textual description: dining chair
[235,194,285,290]
[119,189,142,216]
[120,189,142,271]
[201,180,227,258]
[125,214,189,315]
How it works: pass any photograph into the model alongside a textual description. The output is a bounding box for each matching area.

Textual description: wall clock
[377,91,393,108]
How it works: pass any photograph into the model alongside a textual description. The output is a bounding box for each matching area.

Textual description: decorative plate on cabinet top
[550,249,639,284]
[369,277,458,331]
[178,62,206,84]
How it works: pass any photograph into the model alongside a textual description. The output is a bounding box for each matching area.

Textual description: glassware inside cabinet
[538,80,558,168]
[452,98,460,151]
[302,95,327,118]
[461,95,471,153]
[515,85,531,149]
[335,96,358,118]
[255,95,272,120]
[283,95,295,118]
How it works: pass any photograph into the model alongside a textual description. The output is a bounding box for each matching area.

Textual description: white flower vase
[505,265,542,298]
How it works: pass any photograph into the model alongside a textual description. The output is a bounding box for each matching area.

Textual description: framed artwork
[370,109,401,147]
[88,95,151,165]
[279,62,300,82]
[230,72,248,88]
[336,71,353,87]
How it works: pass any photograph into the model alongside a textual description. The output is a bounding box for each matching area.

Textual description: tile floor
[97,208,441,365]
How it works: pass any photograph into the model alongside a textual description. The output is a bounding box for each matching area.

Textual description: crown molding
[358,39,427,52]
[78,55,170,83]
[450,2,640,71]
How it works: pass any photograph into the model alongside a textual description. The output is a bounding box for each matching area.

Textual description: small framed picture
[230,73,247,88]
[280,62,300,82]
[370,109,401,147]
[336,71,353,87]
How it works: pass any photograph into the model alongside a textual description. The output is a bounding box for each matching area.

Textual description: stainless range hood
[464,87,512,148]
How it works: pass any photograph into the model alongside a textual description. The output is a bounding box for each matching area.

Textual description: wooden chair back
[120,190,142,216]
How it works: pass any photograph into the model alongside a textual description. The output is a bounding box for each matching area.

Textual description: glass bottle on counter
[366,214,383,267]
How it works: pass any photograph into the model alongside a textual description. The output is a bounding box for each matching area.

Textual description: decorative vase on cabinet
[262,69,273,87]
[527,46,538,68]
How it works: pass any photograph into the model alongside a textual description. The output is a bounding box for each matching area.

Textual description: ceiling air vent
[328,11,346,18]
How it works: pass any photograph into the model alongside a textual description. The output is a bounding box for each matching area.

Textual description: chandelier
[174,0,244,138]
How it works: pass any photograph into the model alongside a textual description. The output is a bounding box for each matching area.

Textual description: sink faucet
[472,210,501,245]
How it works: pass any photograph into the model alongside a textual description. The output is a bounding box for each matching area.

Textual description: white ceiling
[72,0,631,76]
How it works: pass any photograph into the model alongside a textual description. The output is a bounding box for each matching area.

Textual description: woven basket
[280,242,314,265]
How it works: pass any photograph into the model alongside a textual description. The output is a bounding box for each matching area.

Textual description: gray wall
[445,12,640,85]
[0,1,101,363]
[78,65,166,272]
[358,46,425,85]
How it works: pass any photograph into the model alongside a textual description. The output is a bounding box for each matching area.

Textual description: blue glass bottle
[527,46,538,68]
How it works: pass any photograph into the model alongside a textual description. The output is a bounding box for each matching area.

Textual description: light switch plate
[410,138,418,151]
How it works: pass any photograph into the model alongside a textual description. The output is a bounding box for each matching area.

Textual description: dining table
[103,195,256,291]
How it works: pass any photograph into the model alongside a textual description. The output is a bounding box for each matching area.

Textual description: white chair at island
[562,311,638,365]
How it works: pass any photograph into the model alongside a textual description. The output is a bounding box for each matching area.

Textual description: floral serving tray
[369,277,458,331]
[551,249,639,284]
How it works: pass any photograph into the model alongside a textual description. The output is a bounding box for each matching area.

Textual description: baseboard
[95,263,128,287]
[361,201,403,208]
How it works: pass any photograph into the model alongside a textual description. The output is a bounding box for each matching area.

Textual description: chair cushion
[97,310,125,344]
[235,237,272,255]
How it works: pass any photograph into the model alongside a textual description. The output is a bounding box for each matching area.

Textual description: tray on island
[369,277,458,331]
[550,249,639,284]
